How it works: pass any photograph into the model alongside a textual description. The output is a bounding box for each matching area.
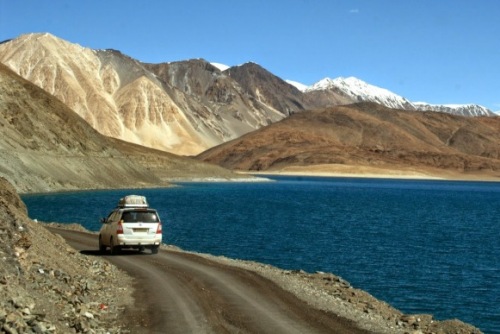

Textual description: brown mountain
[1,33,495,160]
[0,33,212,155]
[224,62,308,115]
[0,34,300,155]
[0,62,244,193]
[143,59,287,142]
[0,34,385,158]
[197,103,500,179]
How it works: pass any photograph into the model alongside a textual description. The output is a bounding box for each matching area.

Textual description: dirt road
[50,228,370,334]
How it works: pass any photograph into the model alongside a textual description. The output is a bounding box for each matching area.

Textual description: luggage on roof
[118,195,148,208]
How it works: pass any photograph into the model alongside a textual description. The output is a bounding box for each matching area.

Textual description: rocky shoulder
[0,177,133,333]
[0,176,482,333]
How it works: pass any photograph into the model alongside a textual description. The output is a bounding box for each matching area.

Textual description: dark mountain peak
[143,57,228,98]
[225,62,310,115]
[162,58,221,74]
[227,61,274,77]
[101,48,127,57]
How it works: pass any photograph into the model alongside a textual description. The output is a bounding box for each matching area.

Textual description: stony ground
[0,176,483,333]
[0,177,133,333]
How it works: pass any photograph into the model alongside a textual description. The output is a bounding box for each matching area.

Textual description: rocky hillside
[0,62,246,193]
[0,34,208,155]
[0,34,295,155]
[0,176,133,333]
[142,59,287,146]
[198,103,500,179]
[223,62,311,115]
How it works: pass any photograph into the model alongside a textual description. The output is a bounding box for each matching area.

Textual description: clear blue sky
[1,0,499,111]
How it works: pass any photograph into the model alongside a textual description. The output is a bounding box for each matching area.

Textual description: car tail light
[117,221,124,234]
[156,222,162,234]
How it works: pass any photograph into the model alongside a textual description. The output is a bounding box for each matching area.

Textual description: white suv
[98,195,162,254]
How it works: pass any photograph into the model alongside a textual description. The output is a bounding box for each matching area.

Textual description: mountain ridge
[197,102,500,180]
[296,76,494,117]
[0,33,304,155]
[0,61,246,193]
[0,32,496,158]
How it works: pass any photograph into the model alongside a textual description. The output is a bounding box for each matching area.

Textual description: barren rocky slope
[198,103,500,180]
[0,176,133,333]
[0,62,247,193]
[0,33,206,155]
[0,34,296,155]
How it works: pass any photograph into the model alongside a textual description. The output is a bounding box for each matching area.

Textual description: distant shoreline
[236,164,500,182]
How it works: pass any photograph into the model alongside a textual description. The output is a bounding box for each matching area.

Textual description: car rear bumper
[117,235,162,246]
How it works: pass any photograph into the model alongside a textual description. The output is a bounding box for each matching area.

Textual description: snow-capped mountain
[413,102,495,117]
[306,77,415,110]
[302,76,494,117]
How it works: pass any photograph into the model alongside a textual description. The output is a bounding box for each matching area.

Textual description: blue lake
[21,176,500,333]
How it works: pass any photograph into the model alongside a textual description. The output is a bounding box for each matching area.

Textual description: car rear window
[122,211,159,223]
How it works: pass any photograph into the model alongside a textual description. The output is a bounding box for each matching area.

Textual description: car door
[101,210,118,243]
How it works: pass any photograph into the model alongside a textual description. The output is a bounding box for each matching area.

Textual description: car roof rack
[118,195,149,208]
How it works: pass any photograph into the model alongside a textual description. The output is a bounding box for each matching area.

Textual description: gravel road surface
[50,228,370,334]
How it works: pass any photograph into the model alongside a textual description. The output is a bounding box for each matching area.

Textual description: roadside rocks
[0,242,131,333]
[0,177,133,333]
[189,255,483,334]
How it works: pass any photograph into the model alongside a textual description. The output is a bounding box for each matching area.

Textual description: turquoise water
[22,176,500,333]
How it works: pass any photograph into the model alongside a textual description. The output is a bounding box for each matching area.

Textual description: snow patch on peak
[414,102,494,117]
[210,62,230,71]
[442,104,476,108]
[21,32,55,39]
[286,80,308,92]
[309,77,399,99]
[306,77,334,91]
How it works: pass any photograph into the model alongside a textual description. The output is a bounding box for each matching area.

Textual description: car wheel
[151,246,159,254]
[109,238,120,255]
[98,236,106,254]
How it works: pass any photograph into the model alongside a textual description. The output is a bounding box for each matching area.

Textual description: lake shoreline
[236,164,500,183]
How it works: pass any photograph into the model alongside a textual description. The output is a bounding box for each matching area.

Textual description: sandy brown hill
[0,33,209,155]
[0,34,293,155]
[0,62,246,193]
[197,103,500,179]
